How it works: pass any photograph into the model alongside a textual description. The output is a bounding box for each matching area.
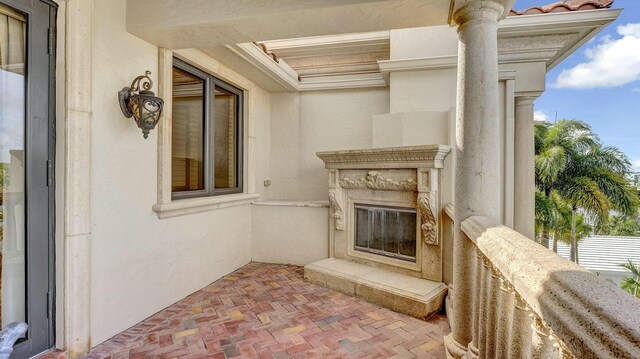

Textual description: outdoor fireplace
[315,145,450,281]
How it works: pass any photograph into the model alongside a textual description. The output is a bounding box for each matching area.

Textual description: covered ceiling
[127,0,452,49]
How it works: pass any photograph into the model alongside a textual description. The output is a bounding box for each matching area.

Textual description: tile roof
[509,0,614,16]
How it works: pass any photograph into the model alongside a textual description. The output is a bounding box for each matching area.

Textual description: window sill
[153,193,260,219]
[252,200,330,208]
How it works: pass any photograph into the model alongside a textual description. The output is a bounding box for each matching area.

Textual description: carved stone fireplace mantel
[307,145,451,319]
[316,145,450,279]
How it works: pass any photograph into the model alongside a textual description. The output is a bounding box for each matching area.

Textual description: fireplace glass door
[354,204,417,262]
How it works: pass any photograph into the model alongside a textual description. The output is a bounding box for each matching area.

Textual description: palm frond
[536,146,566,186]
[589,169,639,216]
[557,176,610,221]
[620,260,640,298]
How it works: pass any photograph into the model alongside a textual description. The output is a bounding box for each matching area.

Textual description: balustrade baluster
[495,279,514,358]
[468,249,483,358]
[484,266,501,358]
[531,315,558,359]
[476,256,492,356]
[557,339,576,359]
[510,292,533,358]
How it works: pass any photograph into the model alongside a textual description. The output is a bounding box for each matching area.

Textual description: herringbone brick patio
[82,263,450,359]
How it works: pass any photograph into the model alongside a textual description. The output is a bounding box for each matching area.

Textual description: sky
[514,0,640,171]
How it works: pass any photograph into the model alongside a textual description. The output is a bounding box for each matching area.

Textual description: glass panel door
[0,0,27,334]
[0,1,56,357]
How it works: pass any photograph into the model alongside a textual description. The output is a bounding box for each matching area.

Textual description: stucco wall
[252,89,389,268]
[251,203,329,265]
[89,0,265,344]
[267,89,390,201]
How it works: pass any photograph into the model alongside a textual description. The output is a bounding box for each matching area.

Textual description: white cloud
[633,159,640,171]
[552,23,640,89]
[534,110,549,123]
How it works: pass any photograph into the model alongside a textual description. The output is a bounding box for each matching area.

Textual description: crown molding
[316,145,452,169]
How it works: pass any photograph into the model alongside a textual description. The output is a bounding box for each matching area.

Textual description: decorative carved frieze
[317,145,451,169]
[340,171,417,191]
[328,188,344,231]
[417,192,437,245]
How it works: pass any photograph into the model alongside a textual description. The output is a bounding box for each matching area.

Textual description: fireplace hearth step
[304,258,447,320]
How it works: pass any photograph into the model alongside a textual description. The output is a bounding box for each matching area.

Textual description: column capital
[514,96,537,108]
[515,91,543,102]
[449,0,515,26]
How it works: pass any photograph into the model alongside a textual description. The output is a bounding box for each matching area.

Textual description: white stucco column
[64,0,92,356]
[513,95,539,239]
[445,1,514,357]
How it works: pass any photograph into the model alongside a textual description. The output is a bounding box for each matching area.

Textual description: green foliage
[0,162,6,191]
[597,215,640,237]
[535,191,591,245]
[620,260,640,298]
[534,120,639,261]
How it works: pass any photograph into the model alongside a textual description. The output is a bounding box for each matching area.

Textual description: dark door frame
[2,0,57,358]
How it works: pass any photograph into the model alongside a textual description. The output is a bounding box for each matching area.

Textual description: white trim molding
[251,200,330,208]
[63,0,92,356]
[152,193,260,219]
[154,48,260,219]
[377,56,457,83]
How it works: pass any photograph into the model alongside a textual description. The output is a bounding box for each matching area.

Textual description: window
[171,58,243,198]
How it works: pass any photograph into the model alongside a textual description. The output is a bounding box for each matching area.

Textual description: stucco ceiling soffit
[227,30,392,91]
[126,0,450,49]
[257,32,391,80]
[224,42,388,92]
[498,33,580,64]
[498,8,619,69]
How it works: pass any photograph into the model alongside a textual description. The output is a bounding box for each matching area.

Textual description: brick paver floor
[83,263,450,359]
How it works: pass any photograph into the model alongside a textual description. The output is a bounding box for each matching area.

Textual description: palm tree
[620,260,640,298]
[535,120,596,249]
[536,191,591,254]
[555,144,638,262]
[535,120,638,262]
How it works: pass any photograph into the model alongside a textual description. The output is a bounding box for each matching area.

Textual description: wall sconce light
[118,70,164,139]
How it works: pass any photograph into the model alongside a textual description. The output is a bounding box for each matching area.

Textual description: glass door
[0,0,56,357]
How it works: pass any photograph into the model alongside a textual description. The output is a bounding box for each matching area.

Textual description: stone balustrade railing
[443,208,640,359]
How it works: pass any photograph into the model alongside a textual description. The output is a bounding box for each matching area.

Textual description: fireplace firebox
[354,204,417,262]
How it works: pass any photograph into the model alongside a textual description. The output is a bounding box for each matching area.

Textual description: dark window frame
[171,58,244,199]
[1,0,57,357]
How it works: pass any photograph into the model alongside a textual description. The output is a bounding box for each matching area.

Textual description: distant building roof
[553,235,640,276]
[509,0,614,16]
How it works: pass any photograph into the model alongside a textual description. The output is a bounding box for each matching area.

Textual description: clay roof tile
[508,0,614,16]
